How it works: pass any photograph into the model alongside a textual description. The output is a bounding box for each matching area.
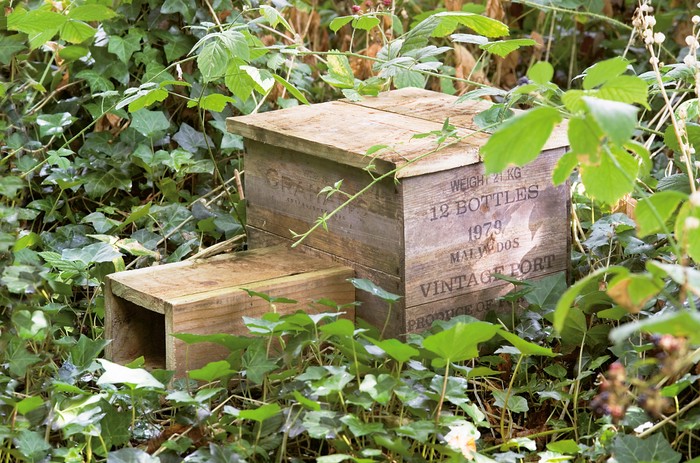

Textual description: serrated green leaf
[481,38,535,58]
[353,15,381,31]
[322,53,355,89]
[481,106,562,174]
[198,38,230,82]
[68,4,117,21]
[60,19,95,44]
[582,96,637,145]
[260,5,292,31]
[330,16,354,32]
[429,12,509,38]
[16,396,44,415]
[583,56,629,90]
[197,93,235,111]
[580,145,638,204]
[635,191,687,237]
[598,75,649,108]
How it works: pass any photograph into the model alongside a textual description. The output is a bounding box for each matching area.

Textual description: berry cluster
[351,0,393,13]
[590,335,688,423]
[590,362,629,423]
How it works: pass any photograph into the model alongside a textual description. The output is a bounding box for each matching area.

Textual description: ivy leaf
[349,278,401,303]
[62,242,122,265]
[242,341,278,384]
[238,403,281,422]
[36,112,76,138]
[14,430,51,462]
[172,123,212,152]
[160,0,196,19]
[635,191,687,237]
[481,106,562,174]
[480,38,535,58]
[340,414,385,437]
[611,434,681,463]
[370,338,420,363]
[130,109,170,137]
[107,448,162,463]
[108,33,142,64]
[423,322,499,367]
[493,391,529,413]
[97,359,165,389]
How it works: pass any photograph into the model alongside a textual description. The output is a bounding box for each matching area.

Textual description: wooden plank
[348,88,569,152]
[247,226,406,337]
[402,276,566,333]
[170,266,355,374]
[245,141,404,276]
[228,97,482,177]
[402,148,569,306]
[107,245,339,312]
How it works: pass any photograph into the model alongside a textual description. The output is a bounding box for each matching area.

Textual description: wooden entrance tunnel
[105,88,569,376]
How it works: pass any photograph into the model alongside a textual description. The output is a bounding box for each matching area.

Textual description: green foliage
[2,0,700,460]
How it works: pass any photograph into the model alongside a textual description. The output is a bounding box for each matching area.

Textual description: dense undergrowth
[2,0,700,461]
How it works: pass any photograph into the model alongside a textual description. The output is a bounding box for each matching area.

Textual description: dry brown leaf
[453,45,491,94]
[350,42,382,80]
[445,0,464,11]
[602,0,613,17]
[485,0,505,22]
[530,31,545,61]
[95,113,127,136]
[612,194,637,217]
[673,20,693,47]
[494,51,518,88]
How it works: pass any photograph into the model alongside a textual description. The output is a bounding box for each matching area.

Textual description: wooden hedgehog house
[105,88,570,375]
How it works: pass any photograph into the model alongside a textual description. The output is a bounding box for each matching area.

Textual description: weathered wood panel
[402,148,569,307]
[245,140,404,276]
[247,226,405,336]
[105,246,355,375]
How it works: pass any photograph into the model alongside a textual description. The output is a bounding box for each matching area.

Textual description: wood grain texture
[105,246,355,375]
[227,88,568,178]
[247,227,407,337]
[402,148,569,306]
[245,141,404,276]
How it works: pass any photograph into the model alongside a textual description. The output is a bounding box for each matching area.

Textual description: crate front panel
[245,140,404,276]
[403,148,569,307]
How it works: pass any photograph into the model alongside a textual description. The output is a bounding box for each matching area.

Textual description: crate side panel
[107,246,336,306]
[245,141,404,276]
[105,278,168,369]
[247,227,406,337]
[170,267,355,374]
[403,272,566,332]
[402,148,569,307]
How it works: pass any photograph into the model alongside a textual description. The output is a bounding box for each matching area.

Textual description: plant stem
[500,353,524,442]
[434,362,450,425]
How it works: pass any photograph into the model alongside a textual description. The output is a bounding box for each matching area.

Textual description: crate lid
[227,88,568,178]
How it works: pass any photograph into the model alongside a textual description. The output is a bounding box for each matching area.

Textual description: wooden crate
[228,88,570,337]
[105,246,354,376]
